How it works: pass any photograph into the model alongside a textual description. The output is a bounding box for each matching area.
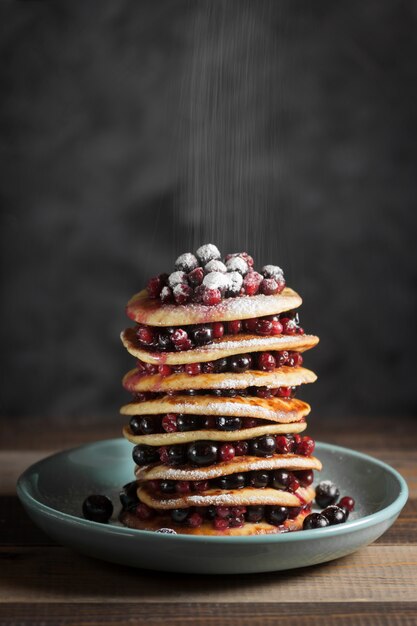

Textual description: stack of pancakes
[119,264,320,535]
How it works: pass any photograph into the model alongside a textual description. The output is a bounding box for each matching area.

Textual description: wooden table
[1,415,416,625]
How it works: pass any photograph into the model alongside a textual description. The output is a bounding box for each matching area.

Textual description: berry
[135,503,154,520]
[214,517,229,530]
[136,326,155,345]
[188,266,204,286]
[187,441,218,466]
[158,446,169,464]
[202,287,222,305]
[168,271,188,289]
[275,435,291,454]
[157,333,173,351]
[266,506,288,526]
[162,414,177,433]
[119,482,139,510]
[225,252,253,267]
[255,319,273,335]
[297,470,314,487]
[185,363,202,376]
[242,271,263,295]
[214,357,228,372]
[171,328,191,351]
[228,354,252,373]
[144,362,158,375]
[147,275,164,299]
[177,415,201,431]
[322,505,347,525]
[256,387,274,398]
[287,477,300,493]
[261,265,284,281]
[275,351,289,366]
[167,445,187,465]
[271,319,283,335]
[171,508,189,523]
[175,252,198,273]
[271,470,291,490]
[139,416,158,435]
[235,441,249,456]
[216,416,242,431]
[280,317,298,335]
[229,516,245,528]
[218,443,236,462]
[158,364,172,377]
[249,471,270,488]
[132,445,159,466]
[205,259,227,273]
[250,435,276,457]
[286,351,303,367]
[244,318,258,332]
[303,513,329,530]
[193,480,210,493]
[216,506,231,519]
[338,496,355,513]
[173,283,192,304]
[176,481,191,494]
[315,481,340,508]
[191,326,213,345]
[159,480,176,493]
[246,506,264,523]
[129,416,142,435]
[225,256,249,275]
[243,417,258,428]
[258,352,276,371]
[296,436,315,456]
[202,361,216,373]
[204,416,216,429]
[260,278,280,295]
[82,494,113,523]
[212,322,224,338]
[227,319,242,334]
[225,271,243,296]
[196,243,221,265]
[160,286,174,303]
[217,474,245,489]
[276,386,294,398]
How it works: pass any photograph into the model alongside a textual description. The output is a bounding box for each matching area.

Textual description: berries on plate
[315,480,340,508]
[82,495,113,523]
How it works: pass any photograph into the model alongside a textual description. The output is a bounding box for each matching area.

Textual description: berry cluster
[146,244,286,305]
[132,434,315,467]
[303,480,356,529]
[135,350,303,379]
[135,312,304,353]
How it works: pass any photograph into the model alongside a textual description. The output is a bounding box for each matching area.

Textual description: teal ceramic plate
[16,439,408,574]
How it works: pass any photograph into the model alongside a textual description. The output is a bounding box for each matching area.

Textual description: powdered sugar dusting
[168,271,187,288]
[203,271,228,290]
[225,256,249,275]
[196,243,221,265]
[204,259,227,273]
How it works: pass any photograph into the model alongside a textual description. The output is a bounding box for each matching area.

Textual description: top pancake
[121,328,319,365]
[126,288,302,326]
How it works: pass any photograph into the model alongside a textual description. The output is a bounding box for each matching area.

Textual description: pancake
[121,395,310,422]
[121,328,319,364]
[126,287,302,326]
[136,454,322,481]
[123,421,307,446]
[138,485,315,510]
[122,365,317,393]
[119,507,310,535]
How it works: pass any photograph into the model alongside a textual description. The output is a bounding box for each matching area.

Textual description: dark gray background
[1,0,416,422]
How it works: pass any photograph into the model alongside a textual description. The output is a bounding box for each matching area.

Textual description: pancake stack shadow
[118,253,321,535]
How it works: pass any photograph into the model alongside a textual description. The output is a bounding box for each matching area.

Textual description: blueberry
[187,441,218,466]
[119,482,139,510]
[216,416,242,431]
[222,389,238,398]
[171,509,189,523]
[132,445,159,466]
[157,332,173,351]
[129,416,142,435]
[82,494,113,523]
[249,471,270,488]
[266,506,288,526]
[139,416,158,435]
[246,506,264,523]
[315,480,340,508]
[160,480,176,493]
[271,469,291,490]
[228,354,253,373]
[303,512,329,530]
[177,415,202,432]
[216,473,246,489]
[249,435,276,457]
[191,326,213,345]
[322,505,347,525]
[168,445,187,465]
[214,358,228,372]
[206,506,217,520]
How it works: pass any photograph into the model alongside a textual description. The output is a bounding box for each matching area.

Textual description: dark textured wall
[1,0,416,421]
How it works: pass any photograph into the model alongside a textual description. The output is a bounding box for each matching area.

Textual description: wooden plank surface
[1,415,416,625]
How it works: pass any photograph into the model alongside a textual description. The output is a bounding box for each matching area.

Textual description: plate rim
[16,438,409,544]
